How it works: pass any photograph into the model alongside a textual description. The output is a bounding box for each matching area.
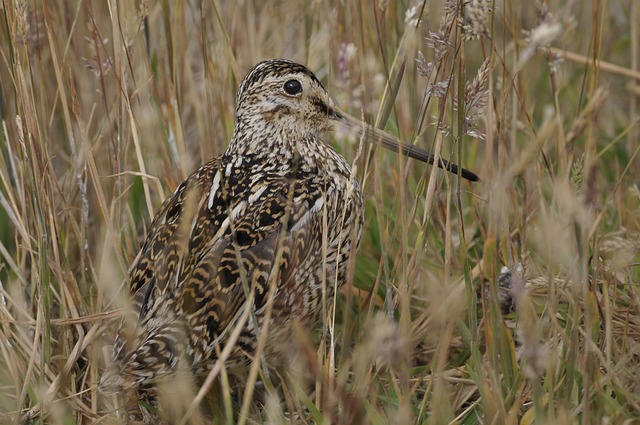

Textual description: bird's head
[235,59,337,138]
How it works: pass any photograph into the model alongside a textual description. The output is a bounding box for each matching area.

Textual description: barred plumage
[100,59,478,397]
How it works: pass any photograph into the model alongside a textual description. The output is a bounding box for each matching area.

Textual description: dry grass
[0,0,639,423]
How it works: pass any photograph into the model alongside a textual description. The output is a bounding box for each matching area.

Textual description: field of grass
[1,0,639,423]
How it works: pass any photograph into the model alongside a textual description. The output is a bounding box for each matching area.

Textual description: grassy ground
[0,0,639,423]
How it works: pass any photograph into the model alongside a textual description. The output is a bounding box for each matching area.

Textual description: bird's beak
[329,108,479,182]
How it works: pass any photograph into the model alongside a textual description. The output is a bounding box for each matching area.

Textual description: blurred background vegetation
[0,0,638,423]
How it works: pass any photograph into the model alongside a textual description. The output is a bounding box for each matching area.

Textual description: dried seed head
[465,57,491,110]
[405,4,421,28]
[461,0,492,41]
[426,29,449,62]
[426,77,452,99]
[416,51,433,79]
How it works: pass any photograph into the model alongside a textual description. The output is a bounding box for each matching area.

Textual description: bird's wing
[176,172,328,361]
[106,159,327,387]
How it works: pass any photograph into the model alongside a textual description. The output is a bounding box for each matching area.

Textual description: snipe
[100,59,478,399]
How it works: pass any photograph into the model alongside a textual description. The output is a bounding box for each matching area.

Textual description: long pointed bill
[331,109,480,182]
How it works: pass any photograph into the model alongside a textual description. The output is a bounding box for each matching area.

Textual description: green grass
[1,0,639,423]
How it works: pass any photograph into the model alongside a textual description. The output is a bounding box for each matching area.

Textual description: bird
[99,59,478,400]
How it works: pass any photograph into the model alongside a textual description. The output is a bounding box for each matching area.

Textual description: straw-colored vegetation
[1,0,639,423]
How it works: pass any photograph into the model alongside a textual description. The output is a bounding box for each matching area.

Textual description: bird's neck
[226,116,311,166]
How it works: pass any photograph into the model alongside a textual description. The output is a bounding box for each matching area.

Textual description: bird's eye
[283,79,302,95]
